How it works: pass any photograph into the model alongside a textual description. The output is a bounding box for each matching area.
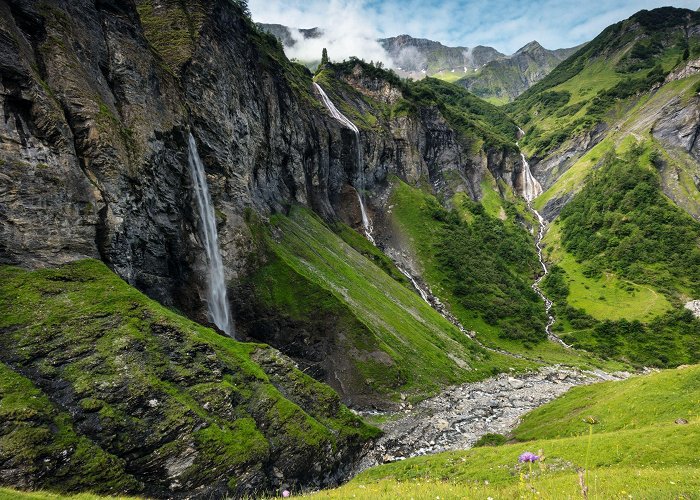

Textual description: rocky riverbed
[354,366,630,472]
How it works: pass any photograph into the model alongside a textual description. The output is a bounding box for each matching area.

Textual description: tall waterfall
[519,152,543,202]
[516,129,543,202]
[313,83,374,244]
[187,133,234,337]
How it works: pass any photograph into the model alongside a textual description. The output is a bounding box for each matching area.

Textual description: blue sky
[249,0,699,54]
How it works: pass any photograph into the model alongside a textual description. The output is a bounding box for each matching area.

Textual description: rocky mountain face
[378,34,504,77]
[457,41,582,102]
[0,0,523,324]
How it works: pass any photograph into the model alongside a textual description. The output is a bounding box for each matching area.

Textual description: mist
[251,0,391,65]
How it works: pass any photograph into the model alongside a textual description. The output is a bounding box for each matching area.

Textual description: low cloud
[251,0,391,65]
[250,0,699,57]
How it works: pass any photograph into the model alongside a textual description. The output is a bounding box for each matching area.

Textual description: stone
[508,377,525,389]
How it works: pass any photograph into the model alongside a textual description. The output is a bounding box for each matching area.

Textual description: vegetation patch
[0,260,376,497]
[240,206,525,401]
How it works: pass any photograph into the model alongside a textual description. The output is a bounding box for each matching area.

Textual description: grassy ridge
[306,366,700,499]
[244,206,527,401]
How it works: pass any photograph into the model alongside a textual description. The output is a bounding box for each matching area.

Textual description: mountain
[2,0,700,498]
[456,41,582,104]
[257,23,322,47]
[378,34,504,77]
[257,24,576,100]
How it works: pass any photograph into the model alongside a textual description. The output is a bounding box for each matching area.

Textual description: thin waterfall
[187,133,234,337]
[516,136,569,347]
[313,82,374,244]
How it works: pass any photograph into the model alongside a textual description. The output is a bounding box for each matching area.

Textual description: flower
[282,490,290,498]
[518,451,540,463]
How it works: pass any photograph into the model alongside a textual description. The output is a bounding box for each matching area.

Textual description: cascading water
[516,139,569,347]
[518,149,543,203]
[313,82,374,244]
[187,133,234,337]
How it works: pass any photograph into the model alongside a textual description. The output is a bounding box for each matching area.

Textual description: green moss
[195,419,269,469]
[135,0,205,74]
[0,260,375,496]
[0,363,139,493]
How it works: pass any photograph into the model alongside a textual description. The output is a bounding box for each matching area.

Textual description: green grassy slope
[239,207,529,403]
[539,143,700,366]
[388,177,625,370]
[0,260,377,497]
[307,366,700,499]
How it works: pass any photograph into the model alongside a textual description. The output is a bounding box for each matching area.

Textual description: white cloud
[250,0,391,65]
[248,0,700,55]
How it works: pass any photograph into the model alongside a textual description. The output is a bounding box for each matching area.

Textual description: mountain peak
[516,41,544,54]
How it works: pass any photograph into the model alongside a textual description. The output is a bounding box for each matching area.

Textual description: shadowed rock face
[0,0,523,324]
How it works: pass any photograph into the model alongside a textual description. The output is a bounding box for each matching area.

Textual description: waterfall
[515,136,569,347]
[519,152,543,202]
[313,82,374,243]
[516,130,543,202]
[187,133,234,337]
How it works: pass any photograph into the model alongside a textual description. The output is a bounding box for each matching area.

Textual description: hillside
[0,260,378,497]
[308,365,700,498]
[508,7,700,195]
[485,7,700,369]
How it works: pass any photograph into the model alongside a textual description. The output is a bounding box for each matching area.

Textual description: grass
[0,260,377,496]
[542,221,671,322]
[0,490,140,500]
[246,206,527,400]
[305,365,700,499]
[431,71,465,83]
[515,364,700,440]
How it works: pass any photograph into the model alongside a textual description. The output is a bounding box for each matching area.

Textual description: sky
[248,0,699,64]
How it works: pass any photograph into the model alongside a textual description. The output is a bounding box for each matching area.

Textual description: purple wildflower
[518,451,540,463]
[282,490,290,498]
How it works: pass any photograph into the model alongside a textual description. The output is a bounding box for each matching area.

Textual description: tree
[321,48,329,65]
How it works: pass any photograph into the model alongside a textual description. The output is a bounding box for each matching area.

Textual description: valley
[0,0,699,498]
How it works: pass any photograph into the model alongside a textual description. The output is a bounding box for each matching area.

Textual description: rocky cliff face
[0,0,523,328]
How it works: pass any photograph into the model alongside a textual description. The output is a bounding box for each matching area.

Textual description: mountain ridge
[257,23,580,100]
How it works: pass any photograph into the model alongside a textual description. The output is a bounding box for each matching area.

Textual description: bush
[474,433,508,447]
